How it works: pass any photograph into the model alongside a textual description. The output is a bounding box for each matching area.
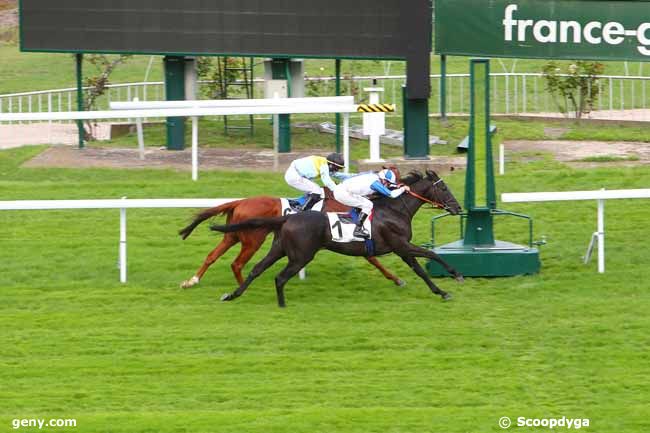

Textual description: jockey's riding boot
[301,193,322,211]
[353,212,370,238]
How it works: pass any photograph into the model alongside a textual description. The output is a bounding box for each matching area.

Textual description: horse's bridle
[404,178,451,211]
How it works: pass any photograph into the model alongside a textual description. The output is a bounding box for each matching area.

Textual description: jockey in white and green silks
[284,153,346,210]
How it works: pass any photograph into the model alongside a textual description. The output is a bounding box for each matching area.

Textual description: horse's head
[402,169,462,215]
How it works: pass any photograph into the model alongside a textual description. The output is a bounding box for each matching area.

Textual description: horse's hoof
[396,279,407,287]
[442,292,453,301]
[455,275,465,283]
[180,276,199,289]
[220,293,232,302]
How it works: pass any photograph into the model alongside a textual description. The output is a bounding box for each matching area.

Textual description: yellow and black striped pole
[356,103,396,113]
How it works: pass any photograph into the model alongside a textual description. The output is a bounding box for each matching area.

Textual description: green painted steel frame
[426,58,540,277]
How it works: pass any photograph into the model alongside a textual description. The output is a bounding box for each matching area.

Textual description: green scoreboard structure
[19,0,434,157]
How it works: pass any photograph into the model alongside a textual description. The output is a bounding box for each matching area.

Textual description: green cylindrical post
[272,58,291,153]
[440,55,447,120]
[402,86,430,159]
[335,59,341,153]
[164,56,186,150]
[75,53,85,148]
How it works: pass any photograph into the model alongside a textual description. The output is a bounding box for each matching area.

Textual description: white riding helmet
[378,169,398,185]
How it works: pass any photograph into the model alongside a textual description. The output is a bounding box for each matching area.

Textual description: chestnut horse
[211,170,464,307]
[178,190,404,288]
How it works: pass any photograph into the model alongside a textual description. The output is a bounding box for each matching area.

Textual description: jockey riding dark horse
[211,170,464,307]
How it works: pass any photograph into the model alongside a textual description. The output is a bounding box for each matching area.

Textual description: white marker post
[363,85,386,162]
[343,112,350,174]
[499,144,505,175]
[134,97,145,161]
[191,116,199,181]
[119,197,127,283]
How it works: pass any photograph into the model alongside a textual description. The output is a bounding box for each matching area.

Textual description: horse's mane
[401,170,435,186]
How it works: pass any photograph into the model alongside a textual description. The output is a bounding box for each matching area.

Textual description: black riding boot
[353,212,370,238]
[301,193,322,211]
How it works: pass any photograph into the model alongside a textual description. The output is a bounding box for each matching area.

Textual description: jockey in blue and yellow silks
[284,153,346,210]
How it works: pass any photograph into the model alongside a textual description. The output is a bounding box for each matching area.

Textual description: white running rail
[0,96,357,181]
[502,188,650,273]
[0,198,241,283]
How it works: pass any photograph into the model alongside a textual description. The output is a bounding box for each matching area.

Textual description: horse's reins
[403,178,448,210]
[406,189,446,210]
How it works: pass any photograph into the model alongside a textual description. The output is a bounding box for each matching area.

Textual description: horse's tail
[179,200,244,240]
[210,216,289,234]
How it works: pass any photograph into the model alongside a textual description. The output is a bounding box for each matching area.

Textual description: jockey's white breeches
[285,163,323,196]
[333,185,374,214]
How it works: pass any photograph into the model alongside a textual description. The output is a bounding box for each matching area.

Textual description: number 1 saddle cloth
[326,209,373,242]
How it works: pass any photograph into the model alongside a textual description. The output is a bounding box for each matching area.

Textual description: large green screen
[436,0,650,61]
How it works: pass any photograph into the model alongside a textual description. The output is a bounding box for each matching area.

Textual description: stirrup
[353,226,370,238]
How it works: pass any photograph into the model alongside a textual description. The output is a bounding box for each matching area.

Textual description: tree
[542,61,605,119]
[196,57,246,99]
[83,54,131,139]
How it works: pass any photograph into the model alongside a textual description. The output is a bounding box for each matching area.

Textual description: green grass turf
[1,144,649,432]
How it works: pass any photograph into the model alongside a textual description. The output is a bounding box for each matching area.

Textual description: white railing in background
[4,74,650,122]
[0,96,357,180]
[0,198,240,283]
[501,188,650,273]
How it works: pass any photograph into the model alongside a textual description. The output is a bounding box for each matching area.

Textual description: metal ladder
[219,57,255,136]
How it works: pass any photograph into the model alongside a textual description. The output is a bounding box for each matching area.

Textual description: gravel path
[0,123,111,149]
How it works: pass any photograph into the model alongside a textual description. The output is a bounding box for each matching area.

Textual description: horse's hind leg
[231,232,266,286]
[181,234,238,288]
[365,256,405,287]
[274,256,315,308]
[221,238,286,302]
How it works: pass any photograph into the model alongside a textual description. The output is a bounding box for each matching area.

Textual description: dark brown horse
[211,170,464,307]
[178,189,405,288]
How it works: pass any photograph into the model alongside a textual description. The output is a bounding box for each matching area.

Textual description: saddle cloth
[281,197,323,216]
[326,211,373,242]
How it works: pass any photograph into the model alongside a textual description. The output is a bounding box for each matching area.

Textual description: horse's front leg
[403,244,464,282]
[398,254,452,301]
[365,257,405,287]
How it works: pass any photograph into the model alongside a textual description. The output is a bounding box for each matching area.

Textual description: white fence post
[502,188,650,273]
[499,144,505,175]
[343,112,350,174]
[0,198,242,283]
[133,98,145,160]
[597,195,605,273]
[191,116,199,181]
[119,198,127,283]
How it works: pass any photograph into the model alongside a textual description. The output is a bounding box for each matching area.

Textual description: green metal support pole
[164,56,186,150]
[335,59,341,153]
[440,55,447,121]
[402,86,430,159]
[75,53,84,149]
[271,58,291,153]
